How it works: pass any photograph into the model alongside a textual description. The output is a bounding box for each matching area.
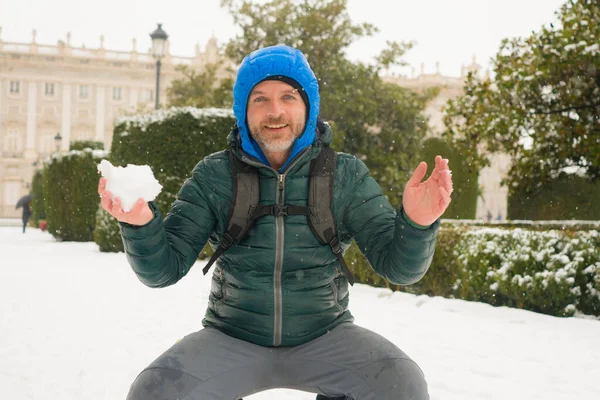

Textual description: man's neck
[264,150,291,171]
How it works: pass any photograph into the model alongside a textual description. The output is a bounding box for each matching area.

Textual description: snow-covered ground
[1,227,599,400]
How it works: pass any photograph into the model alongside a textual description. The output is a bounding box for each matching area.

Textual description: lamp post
[150,23,168,110]
[54,132,63,153]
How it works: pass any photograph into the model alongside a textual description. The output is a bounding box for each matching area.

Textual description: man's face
[247,80,307,153]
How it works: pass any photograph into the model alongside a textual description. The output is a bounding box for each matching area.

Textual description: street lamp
[54,132,62,152]
[150,23,168,110]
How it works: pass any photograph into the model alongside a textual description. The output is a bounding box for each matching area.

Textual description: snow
[583,43,599,54]
[454,227,599,313]
[47,148,108,165]
[115,106,234,132]
[445,219,600,227]
[1,227,600,400]
[563,43,578,51]
[97,160,162,212]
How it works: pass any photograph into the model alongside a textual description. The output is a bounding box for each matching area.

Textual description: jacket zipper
[273,173,285,346]
[241,147,311,346]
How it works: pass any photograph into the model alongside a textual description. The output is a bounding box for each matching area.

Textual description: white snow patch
[584,43,599,54]
[97,160,162,212]
[1,228,599,400]
[116,107,234,132]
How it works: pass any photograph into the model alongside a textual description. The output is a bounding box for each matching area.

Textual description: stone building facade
[0,28,228,217]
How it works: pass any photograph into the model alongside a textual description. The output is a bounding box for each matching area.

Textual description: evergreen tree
[443,0,600,195]
[220,0,433,207]
[168,63,234,108]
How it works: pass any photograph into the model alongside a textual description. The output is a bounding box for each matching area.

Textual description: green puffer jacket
[120,124,440,347]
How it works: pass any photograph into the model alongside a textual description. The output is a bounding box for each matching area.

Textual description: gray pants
[126,322,429,400]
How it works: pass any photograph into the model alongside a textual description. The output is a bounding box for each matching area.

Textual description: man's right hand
[98,177,154,226]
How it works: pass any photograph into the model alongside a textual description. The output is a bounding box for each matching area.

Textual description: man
[99,45,453,400]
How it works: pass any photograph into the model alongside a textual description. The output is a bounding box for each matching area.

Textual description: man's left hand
[402,155,453,226]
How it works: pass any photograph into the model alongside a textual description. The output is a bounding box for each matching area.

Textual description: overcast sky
[2,0,566,77]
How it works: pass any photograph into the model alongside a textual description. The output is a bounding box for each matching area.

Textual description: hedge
[508,172,600,220]
[70,140,104,151]
[419,137,478,219]
[452,227,600,317]
[30,169,46,227]
[94,107,234,252]
[347,221,600,318]
[43,149,108,241]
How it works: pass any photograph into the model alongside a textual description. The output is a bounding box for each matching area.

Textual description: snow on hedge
[453,227,600,317]
[443,219,600,227]
[47,148,108,165]
[115,107,234,134]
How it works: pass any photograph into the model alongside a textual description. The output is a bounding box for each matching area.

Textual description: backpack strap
[203,151,260,275]
[308,147,355,285]
[203,147,355,287]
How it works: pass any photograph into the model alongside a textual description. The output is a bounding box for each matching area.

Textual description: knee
[392,358,429,400]
[359,358,429,400]
[126,367,201,400]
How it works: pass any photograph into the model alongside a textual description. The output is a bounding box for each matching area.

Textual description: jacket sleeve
[118,160,217,288]
[343,158,440,285]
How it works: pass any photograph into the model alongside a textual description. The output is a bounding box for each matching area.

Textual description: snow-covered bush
[43,148,108,241]
[94,208,122,252]
[69,140,104,151]
[94,107,234,252]
[453,228,599,316]
[355,222,600,318]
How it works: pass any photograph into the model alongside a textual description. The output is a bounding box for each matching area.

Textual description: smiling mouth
[264,124,289,129]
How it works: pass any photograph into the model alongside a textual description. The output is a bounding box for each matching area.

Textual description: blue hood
[232,45,320,171]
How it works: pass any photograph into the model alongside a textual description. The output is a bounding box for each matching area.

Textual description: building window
[142,89,153,102]
[45,83,55,97]
[112,87,122,101]
[9,81,20,94]
[79,85,89,99]
[4,128,23,153]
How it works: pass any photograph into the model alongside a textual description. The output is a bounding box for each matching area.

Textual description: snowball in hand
[97,160,162,212]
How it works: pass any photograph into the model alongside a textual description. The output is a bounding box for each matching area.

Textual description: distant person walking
[16,193,32,233]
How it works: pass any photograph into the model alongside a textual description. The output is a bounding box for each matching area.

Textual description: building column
[95,86,106,142]
[24,81,38,159]
[61,84,72,150]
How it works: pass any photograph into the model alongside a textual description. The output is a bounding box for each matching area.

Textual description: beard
[249,117,305,153]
